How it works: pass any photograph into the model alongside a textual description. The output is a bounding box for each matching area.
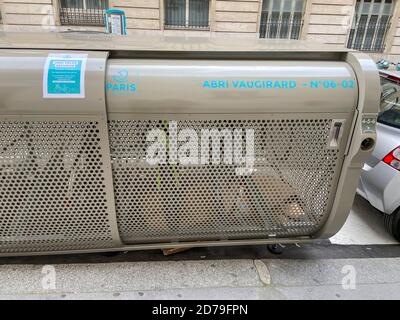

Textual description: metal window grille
[348,0,394,52]
[59,0,109,26]
[259,0,305,39]
[165,0,210,29]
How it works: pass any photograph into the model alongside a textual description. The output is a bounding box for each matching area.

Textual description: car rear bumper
[358,161,400,214]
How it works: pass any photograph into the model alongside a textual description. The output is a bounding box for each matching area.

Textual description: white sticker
[43,53,88,99]
[110,15,122,35]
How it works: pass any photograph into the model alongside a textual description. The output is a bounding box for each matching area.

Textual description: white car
[358,70,400,241]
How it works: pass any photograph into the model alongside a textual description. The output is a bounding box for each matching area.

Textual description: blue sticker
[43,53,87,99]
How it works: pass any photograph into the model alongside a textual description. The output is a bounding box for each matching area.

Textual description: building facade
[0,0,400,61]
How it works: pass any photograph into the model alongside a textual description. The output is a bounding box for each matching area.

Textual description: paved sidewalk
[1,258,400,299]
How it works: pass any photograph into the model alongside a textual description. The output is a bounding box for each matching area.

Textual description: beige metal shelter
[0,32,379,256]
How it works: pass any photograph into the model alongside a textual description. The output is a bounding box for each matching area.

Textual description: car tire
[267,244,284,254]
[383,209,400,242]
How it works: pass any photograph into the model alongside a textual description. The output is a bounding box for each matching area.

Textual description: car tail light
[383,146,400,171]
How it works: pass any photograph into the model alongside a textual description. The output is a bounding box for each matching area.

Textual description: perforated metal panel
[109,118,342,243]
[0,119,116,253]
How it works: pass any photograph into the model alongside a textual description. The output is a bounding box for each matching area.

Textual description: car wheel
[383,209,400,242]
[267,244,284,254]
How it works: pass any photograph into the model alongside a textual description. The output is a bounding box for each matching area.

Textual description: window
[259,0,305,39]
[164,0,210,29]
[59,0,109,26]
[348,0,395,52]
[379,77,400,129]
